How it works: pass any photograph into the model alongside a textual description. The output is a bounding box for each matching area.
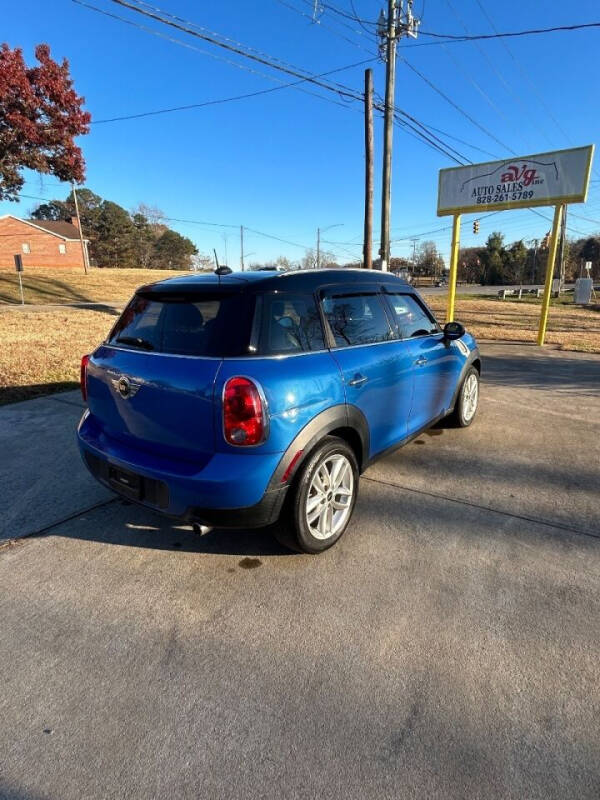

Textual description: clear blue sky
[3,0,600,268]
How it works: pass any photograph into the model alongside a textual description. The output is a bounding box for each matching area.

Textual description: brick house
[0,215,89,269]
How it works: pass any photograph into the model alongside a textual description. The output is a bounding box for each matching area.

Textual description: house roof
[25,219,82,239]
[0,214,88,240]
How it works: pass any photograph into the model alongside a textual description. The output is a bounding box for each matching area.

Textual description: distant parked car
[78,269,480,553]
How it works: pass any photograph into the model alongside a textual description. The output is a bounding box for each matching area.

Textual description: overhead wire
[101,0,367,100]
[314,1,600,44]
[72,0,370,115]
[417,21,600,43]
[91,59,375,124]
[442,0,543,149]
[77,0,480,165]
[65,1,600,254]
[438,42,513,129]
[274,0,377,52]
[399,58,513,155]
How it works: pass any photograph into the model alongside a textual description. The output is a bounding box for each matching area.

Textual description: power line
[77,0,481,165]
[100,0,366,101]
[392,110,468,165]
[274,0,377,52]
[473,0,567,148]
[73,0,600,234]
[417,20,600,43]
[400,58,516,154]
[438,42,514,129]
[72,0,368,114]
[442,0,544,150]
[421,122,499,160]
[315,2,600,44]
[241,227,312,250]
[91,58,375,124]
[132,0,356,85]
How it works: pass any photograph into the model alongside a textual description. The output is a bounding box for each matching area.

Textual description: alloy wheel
[305,453,354,541]
[462,373,479,422]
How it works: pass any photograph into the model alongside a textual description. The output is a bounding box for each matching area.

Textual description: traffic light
[473,219,480,234]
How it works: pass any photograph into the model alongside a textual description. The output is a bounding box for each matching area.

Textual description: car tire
[450,366,479,427]
[273,436,359,554]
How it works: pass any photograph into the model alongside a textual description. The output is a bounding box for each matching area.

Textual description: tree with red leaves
[0,43,91,201]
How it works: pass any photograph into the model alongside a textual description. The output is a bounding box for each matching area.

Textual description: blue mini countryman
[78,269,480,553]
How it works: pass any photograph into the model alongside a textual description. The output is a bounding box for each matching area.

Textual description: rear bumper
[77,411,288,528]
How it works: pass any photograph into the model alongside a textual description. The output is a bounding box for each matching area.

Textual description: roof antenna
[213,248,232,279]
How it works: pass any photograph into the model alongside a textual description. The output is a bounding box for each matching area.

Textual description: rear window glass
[259,293,325,355]
[108,292,256,357]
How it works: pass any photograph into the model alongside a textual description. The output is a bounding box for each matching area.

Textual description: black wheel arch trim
[450,347,481,410]
[267,403,370,492]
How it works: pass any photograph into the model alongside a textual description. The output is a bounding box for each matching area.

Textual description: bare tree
[191,253,214,272]
[301,248,337,269]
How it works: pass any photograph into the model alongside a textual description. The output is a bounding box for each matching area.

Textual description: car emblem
[110,376,141,399]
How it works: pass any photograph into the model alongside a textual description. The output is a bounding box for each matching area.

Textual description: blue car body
[78,269,480,528]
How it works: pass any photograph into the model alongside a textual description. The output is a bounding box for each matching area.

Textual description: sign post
[14,254,24,305]
[537,205,563,345]
[447,214,461,323]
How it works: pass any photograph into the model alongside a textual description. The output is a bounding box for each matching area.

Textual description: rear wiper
[115,336,155,351]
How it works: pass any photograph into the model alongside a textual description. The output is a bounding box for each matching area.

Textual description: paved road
[419,283,561,296]
[1,343,599,800]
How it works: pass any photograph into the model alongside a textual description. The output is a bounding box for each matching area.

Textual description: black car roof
[140,268,413,295]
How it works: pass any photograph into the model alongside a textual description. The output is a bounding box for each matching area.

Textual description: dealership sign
[437,145,594,216]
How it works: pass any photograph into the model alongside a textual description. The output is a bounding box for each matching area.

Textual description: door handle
[415,356,428,366]
[348,373,368,387]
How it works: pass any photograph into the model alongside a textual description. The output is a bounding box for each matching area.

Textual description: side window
[260,293,325,355]
[386,293,439,339]
[58,243,66,255]
[22,242,31,254]
[322,292,393,348]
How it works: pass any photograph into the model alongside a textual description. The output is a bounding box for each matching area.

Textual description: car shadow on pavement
[62,498,294,557]
[0,382,80,405]
[0,782,48,800]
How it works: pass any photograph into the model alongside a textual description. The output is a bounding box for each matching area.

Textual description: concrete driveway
[1,342,599,800]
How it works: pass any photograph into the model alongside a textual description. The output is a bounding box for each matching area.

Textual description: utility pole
[378,0,397,272]
[530,238,538,284]
[240,225,244,271]
[316,227,320,269]
[363,68,374,269]
[411,237,418,276]
[71,183,88,274]
[316,224,343,269]
[378,0,420,271]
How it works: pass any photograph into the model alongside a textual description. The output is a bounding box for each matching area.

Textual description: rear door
[86,289,255,461]
[321,286,414,458]
[383,291,462,434]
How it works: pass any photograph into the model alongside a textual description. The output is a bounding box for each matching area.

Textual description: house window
[58,243,67,255]
[22,242,31,254]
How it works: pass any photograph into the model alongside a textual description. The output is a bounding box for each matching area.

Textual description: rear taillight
[223,377,267,446]
[80,354,90,402]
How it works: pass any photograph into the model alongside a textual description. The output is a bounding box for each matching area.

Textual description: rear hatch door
[86,287,255,462]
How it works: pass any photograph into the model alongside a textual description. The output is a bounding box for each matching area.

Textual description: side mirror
[443,321,465,340]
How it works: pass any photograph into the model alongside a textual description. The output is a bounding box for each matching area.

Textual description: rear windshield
[108,292,256,358]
